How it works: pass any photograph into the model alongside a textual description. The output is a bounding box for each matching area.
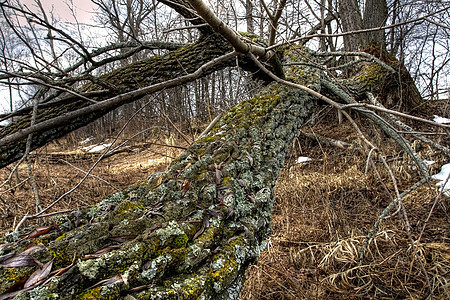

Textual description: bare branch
[186,0,273,58]
[0,51,238,149]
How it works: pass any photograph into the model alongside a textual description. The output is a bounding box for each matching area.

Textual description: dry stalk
[366,92,450,156]
[25,91,42,213]
[161,110,193,144]
[359,178,428,263]
[60,159,121,192]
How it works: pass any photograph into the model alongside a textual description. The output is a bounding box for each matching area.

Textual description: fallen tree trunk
[0,81,316,299]
[0,0,426,295]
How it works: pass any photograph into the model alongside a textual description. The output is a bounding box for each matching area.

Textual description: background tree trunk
[245,0,254,33]
[338,0,367,51]
[363,0,388,48]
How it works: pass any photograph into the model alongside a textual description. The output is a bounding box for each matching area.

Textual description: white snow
[296,156,312,164]
[82,143,112,153]
[0,119,10,126]
[80,137,94,144]
[433,115,450,124]
[431,163,450,196]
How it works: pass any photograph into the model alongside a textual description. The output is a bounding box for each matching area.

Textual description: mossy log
[0,82,316,299]
[340,45,423,108]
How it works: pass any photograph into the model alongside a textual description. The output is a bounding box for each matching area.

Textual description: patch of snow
[424,160,435,166]
[0,119,10,126]
[147,158,167,165]
[82,143,112,153]
[431,163,450,196]
[433,115,450,124]
[80,137,94,144]
[296,156,312,164]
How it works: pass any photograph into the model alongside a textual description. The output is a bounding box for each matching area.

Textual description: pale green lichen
[142,254,173,281]
[1,74,318,299]
[78,258,107,279]
[155,221,185,246]
[212,258,225,270]
[12,285,59,300]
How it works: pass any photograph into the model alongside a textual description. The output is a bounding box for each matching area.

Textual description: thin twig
[0,70,98,104]
[0,177,30,198]
[196,113,223,141]
[0,51,239,148]
[366,92,450,156]
[247,53,376,150]
[60,160,121,192]
[162,23,208,33]
[267,6,450,51]
[25,91,42,213]
[161,111,193,144]
[13,93,171,232]
[341,102,450,129]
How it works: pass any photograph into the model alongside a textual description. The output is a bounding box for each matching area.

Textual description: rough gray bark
[245,0,254,34]
[0,1,425,299]
[363,0,388,48]
[338,0,367,51]
[0,79,316,299]
[0,42,420,298]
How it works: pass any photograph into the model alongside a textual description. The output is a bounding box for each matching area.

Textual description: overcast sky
[20,0,95,24]
[0,1,97,114]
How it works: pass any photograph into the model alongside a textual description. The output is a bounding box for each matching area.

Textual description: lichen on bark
[0,81,316,299]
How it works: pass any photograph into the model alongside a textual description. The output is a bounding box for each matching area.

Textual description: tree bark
[363,0,388,48]
[0,80,317,299]
[0,41,422,298]
[338,0,367,51]
[245,0,254,34]
[0,1,425,298]
[0,35,234,169]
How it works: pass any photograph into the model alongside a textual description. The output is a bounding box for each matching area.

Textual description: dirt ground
[0,102,449,299]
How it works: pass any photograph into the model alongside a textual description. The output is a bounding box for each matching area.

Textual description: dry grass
[239,104,450,299]
[0,142,176,233]
[240,156,449,299]
[0,103,449,299]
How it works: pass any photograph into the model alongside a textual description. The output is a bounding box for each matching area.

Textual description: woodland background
[0,0,449,299]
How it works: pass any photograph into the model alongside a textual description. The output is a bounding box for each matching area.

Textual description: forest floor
[0,101,449,299]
